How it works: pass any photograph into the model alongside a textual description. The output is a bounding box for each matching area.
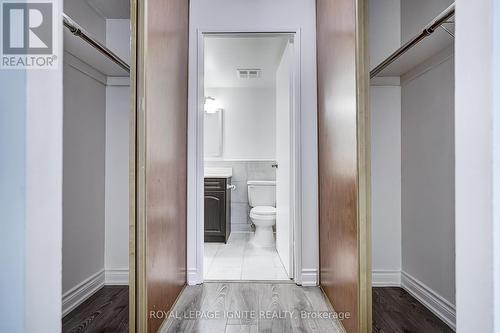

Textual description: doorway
[133,0,369,331]
[195,33,301,282]
[60,0,132,332]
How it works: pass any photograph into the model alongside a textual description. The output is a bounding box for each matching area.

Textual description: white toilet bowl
[249,206,276,247]
[247,180,276,248]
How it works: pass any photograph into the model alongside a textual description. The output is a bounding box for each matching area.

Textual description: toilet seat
[250,206,276,219]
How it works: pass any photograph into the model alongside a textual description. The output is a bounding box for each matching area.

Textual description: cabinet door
[204,191,225,239]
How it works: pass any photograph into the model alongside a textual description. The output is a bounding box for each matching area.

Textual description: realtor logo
[1,0,58,69]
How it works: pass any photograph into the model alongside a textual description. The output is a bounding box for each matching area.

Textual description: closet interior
[61,0,131,331]
[370,0,455,331]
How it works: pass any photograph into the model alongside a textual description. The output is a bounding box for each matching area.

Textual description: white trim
[104,268,129,285]
[62,270,105,317]
[63,51,107,85]
[187,268,201,285]
[106,76,130,86]
[401,271,456,330]
[300,269,318,286]
[64,52,130,87]
[369,76,401,86]
[290,31,302,283]
[372,270,401,287]
[188,29,303,285]
[370,270,456,329]
[401,45,454,85]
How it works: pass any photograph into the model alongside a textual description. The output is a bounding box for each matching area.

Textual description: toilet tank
[247,180,276,207]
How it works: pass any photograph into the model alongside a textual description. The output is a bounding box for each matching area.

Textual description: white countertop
[204,167,232,178]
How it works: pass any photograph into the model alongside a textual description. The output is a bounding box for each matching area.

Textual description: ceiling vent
[237,68,262,79]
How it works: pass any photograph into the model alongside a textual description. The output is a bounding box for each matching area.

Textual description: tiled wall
[205,160,276,231]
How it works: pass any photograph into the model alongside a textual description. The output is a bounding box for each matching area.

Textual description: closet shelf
[370,3,455,79]
[63,14,130,77]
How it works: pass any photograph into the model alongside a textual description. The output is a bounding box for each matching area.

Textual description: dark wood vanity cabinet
[204,177,231,243]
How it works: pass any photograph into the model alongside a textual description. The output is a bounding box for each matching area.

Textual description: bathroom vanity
[204,168,233,243]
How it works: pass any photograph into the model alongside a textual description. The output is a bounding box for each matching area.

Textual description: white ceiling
[86,0,130,19]
[205,36,289,88]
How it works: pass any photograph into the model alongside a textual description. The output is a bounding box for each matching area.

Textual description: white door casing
[188,30,306,285]
[275,40,294,278]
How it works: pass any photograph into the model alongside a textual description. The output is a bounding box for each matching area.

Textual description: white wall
[369,0,402,285]
[62,0,106,298]
[188,0,318,285]
[369,0,401,69]
[401,56,455,305]
[396,2,456,326]
[105,84,130,276]
[26,67,64,333]
[205,87,276,160]
[370,3,457,323]
[455,0,495,331]
[372,1,460,327]
[370,8,457,327]
[0,70,26,333]
[62,61,106,294]
[370,85,402,280]
[106,19,131,64]
[1,2,63,331]
[62,14,131,312]
[104,20,131,283]
[494,1,500,330]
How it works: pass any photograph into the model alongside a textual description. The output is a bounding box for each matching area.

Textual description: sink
[204,167,232,178]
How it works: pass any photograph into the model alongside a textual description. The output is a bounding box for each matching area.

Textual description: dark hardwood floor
[373,287,454,333]
[62,286,453,333]
[62,286,128,333]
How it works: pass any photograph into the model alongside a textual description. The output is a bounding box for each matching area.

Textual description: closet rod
[62,13,130,73]
[370,3,455,79]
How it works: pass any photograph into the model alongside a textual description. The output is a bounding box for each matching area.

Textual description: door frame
[131,1,372,331]
[357,1,372,330]
[187,30,303,285]
[129,0,143,331]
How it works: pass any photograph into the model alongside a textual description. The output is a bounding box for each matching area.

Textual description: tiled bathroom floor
[204,233,290,281]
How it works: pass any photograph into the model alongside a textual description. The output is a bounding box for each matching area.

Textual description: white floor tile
[204,243,222,256]
[206,269,242,280]
[244,244,276,257]
[204,232,289,281]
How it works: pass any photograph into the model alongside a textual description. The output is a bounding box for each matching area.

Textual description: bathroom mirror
[204,109,223,157]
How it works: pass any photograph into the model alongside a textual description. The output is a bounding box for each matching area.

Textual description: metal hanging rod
[370,3,455,79]
[62,13,130,73]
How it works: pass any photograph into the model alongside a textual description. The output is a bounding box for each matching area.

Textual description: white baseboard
[62,268,130,317]
[105,268,129,285]
[62,269,105,317]
[401,271,456,330]
[372,270,401,287]
[300,269,318,286]
[187,268,202,285]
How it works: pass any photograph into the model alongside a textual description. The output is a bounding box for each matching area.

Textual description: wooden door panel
[317,0,370,332]
[137,0,189,332]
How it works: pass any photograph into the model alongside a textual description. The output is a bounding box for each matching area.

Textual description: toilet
[247,180,276,247]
